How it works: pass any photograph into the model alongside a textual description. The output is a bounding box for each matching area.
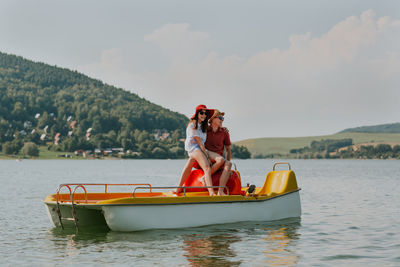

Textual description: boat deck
[46,190,254,205]
[44,183,251,206]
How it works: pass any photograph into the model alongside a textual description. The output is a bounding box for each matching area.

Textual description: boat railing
[273,162,291,171]
[55,183,151,230]
[71,185,88,203]
[232,162,237,171]
[132,186,229,197]
[56,183,152,196]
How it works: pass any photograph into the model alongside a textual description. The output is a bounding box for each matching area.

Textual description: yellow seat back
[256,170,299,196]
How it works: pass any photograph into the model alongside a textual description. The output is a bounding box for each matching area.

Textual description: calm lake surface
[0,159,399,266]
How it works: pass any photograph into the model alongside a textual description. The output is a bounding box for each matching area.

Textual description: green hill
[339,123,400,133]
[0,51,188,158]
[235,132,400,157]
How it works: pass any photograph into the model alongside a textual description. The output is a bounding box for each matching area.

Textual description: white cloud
[79,48,125,86]
[78,10,400,140]
[144,23,210,64]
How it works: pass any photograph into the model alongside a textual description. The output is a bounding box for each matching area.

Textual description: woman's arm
[194,136,211,163]
[194,136,206,152]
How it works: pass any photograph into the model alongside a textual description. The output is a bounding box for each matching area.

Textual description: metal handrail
[70,185,88,230]
[56,184,72,202]
[72,185,88,204]
[54,183,152,230]
[273,162,291,171]
[132,185,229,197]
[55,184,73,230]
[55,183,152,194]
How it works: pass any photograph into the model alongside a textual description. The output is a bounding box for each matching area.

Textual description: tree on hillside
[22,142,39,157]
[152,147,167,159]
[231,144,251,159]
[169,146,184,158]
[0,51,188,158]
[3,140,23,155]
[310,139,353,152]
[375,144,392,154]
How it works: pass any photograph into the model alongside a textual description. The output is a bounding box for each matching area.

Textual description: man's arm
[222,127,232,161]
[225,145,231,161]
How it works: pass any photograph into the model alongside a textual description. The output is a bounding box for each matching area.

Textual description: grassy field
[0,146,75,160]
[234,132,400,156]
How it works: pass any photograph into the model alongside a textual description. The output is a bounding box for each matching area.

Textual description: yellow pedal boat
[44,162,301,231]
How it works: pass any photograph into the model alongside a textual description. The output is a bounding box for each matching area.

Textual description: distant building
[160,132,170,140]
[104,149,113,155]
[154,130,170,141]
[69,121,77,129]
[24,121,32,129]
[74,150,85,156]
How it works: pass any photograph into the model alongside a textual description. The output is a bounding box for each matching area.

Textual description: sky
[1,0,399,141]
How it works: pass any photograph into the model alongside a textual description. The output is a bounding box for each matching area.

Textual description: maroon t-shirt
[205,127,231,156]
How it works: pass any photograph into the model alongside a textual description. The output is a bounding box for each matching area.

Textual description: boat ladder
[55,183,151,230]
[55,184,88,230]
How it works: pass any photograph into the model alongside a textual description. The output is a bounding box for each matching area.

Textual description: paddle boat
[44,162,301,231]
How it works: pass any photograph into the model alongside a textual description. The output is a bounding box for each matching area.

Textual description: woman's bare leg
[177,157,196,193]
[191,150,215,196]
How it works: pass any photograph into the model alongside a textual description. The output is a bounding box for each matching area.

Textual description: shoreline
[1,156,397,161]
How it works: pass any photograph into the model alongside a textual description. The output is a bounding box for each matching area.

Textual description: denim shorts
[187,147,209,158]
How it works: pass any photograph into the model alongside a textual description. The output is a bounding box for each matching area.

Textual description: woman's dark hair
[189,111,208,133]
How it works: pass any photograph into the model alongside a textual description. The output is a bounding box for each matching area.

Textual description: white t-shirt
[184,122,207,153]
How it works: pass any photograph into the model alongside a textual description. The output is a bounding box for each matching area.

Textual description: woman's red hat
[191,104,210,120]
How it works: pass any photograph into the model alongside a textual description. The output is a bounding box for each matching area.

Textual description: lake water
[0,159,399,266]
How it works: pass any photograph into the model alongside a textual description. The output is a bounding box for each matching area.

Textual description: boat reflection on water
[262,224,301,266]
[48,227,110,260]
[181,218,301,267]
[183,233,242,266]
[49,226,110,241]
[47,218,300,266]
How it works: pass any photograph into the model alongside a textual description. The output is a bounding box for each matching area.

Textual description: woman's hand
[202,149,212,166]
[194,136,211,165]
[175,187,183,194]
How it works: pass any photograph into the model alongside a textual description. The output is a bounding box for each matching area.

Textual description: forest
[289,139,400,159]
[0,52,250,159]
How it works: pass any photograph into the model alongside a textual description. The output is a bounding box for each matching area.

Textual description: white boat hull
[102,191,301,232]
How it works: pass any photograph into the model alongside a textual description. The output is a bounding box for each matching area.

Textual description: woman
[177,105,222,196]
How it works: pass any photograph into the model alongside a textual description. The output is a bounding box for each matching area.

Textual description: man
[204,109,232,196]
[175,108,231,195]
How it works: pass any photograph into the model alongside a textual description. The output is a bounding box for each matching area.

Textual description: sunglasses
[218,116,224,121]
[199,111,207,115]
